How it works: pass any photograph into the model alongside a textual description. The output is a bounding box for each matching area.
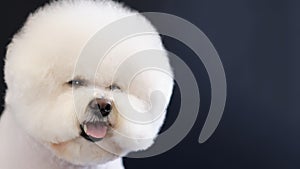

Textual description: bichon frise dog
[0,0,174,169]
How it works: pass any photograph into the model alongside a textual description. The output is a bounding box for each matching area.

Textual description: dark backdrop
[1,0,300,169]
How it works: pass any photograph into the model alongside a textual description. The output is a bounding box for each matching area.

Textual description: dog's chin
[48,123,155,166]
[49,135,120,166]
[48,116,121,165]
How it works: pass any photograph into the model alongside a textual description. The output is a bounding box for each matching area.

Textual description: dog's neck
[0,110,123,169]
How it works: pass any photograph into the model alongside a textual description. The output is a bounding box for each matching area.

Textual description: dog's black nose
[89,98,112,117]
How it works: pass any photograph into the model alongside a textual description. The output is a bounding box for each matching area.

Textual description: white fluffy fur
[0,0,173,169]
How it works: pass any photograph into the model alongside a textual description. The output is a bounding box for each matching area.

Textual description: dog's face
[4,1,173,166]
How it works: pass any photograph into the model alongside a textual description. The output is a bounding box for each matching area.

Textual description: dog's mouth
[80,121,109,142]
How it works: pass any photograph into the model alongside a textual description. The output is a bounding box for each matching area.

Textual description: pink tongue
[86,123,107,139]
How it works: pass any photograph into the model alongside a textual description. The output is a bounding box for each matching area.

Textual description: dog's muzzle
[80,98,112,142]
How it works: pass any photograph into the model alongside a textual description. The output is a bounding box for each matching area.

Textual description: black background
[1,0,300,169]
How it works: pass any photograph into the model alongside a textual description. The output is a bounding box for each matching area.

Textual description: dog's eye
[67,79,85,87]
[108,84,121,91]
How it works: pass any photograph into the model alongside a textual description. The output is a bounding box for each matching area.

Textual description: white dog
[0,0,173,169]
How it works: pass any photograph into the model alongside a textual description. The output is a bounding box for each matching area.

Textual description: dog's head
[4,0,173,166]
